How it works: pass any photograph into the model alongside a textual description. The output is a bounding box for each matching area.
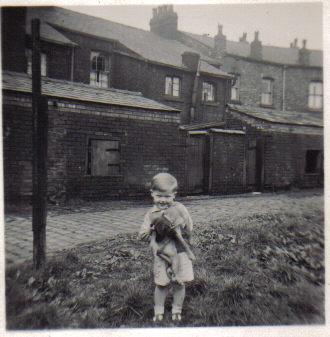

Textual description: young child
[138,173,195,322]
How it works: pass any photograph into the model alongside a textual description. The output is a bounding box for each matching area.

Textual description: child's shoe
[172,313,182,322]
[153,314,164,322]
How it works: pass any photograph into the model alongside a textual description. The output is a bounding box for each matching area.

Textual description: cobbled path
[4,189,323,265]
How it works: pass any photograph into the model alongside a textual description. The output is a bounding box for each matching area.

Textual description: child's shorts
[153,252,194,286]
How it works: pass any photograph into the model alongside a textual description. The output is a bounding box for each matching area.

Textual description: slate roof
[26,21,77,46]
[227,104,323,135]
[2,71,180,112]
[25,7,230,78]
[184,32,322,67]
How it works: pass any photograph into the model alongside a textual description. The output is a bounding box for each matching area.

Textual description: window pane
[41,54,47,76]
[165,77,172,95]
[92,56,98,71]
[315,96,322,109]
[261,79,273,105]
[231,87,238,100]
[26,49,46,76]
[308,82,323,109]
[262,80,269,93]
[203,82,214,101]
[99,72,109,88]
[172,80,180,96]
[261,93,270,105]
[315,83,323,95]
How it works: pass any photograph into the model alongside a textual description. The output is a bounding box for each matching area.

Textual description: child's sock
[154,285,169,320]
[172,283,185,318]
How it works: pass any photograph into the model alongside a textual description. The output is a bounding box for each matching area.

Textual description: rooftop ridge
[182,30,323,52]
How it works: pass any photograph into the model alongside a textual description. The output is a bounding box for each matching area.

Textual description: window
[230,74,240,101]
[261,78,273,106]
[26,49,47,77]
[90,51,110,88]
[305,150,321,174]
[87,139,120,176]
[308,81,323,110]
[202,82,215,102]
[165,76,180,97]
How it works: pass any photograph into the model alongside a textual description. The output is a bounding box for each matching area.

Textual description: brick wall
[263,132,323,188]
[285,67,323,112]
[209,132,246,193]
[114,53,228,124]
[222,55,323,113]
[3,91,185,201]
[222,56,284,110]
[225,112,323,189]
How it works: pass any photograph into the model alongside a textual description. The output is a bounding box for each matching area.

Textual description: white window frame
[230,74,240,101]
[308,81,323,110]
[202,81,215,102]
[165,76,180,97]
[90,51,110,88]
[261,78,274,106]
[26,49,47,77]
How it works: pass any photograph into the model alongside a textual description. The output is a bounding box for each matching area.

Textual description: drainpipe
[190,59,201,123]
[70,46,75,82]
[282,65,286,111]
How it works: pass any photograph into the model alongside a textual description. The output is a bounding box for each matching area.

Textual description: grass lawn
[6,200,324,329]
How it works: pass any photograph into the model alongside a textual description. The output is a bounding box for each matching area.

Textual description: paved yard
[4,189,323,265]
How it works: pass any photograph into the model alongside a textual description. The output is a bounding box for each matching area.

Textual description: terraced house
[1,5,323,202]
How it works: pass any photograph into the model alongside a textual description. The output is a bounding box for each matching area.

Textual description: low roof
[227,104,323,135]
[26,7,230,78]
[184,32,322,67]
[2,71,180,112]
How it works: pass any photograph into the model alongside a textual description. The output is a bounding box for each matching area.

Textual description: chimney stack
[250,31,262,60]
[181,51,200,71]
[299,39,310,66]
[239,32,248,43]
[213,24,227,59]
[150,5,178,40]
[290,38,298,48]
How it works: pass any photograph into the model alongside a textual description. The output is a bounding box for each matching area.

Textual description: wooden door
[187,135,208,194]
[246,138,264,191]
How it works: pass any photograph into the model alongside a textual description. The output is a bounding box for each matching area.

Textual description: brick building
[1,5,323,201]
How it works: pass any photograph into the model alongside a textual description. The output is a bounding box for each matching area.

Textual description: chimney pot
[150,5,178,39]
[239,32,247,42]
[299,39,310,65]
[254,31,259,41]
[250,31,262,60]
[218,24,223,35]
[214,23,226,58]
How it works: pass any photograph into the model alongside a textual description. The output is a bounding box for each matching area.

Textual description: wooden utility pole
[31,19,48,270]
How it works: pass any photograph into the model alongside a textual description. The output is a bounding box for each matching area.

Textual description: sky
[65,1,323,50]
